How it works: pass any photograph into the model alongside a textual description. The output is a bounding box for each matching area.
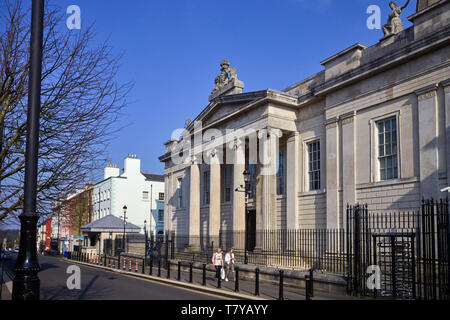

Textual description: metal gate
[372,233,416,299]
[347,199,449,300]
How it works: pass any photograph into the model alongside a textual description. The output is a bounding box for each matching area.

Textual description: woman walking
[224,248,236,282]
[212,248,224,279]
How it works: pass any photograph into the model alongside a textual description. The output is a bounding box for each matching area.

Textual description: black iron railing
[346,199,449,300]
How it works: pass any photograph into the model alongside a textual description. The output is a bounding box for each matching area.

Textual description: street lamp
[109,232,113,256]
[243,169,251,265]
[235,169,251,265]
[144,220,148,257]
[12,0,44,300]
[121,206,128,253]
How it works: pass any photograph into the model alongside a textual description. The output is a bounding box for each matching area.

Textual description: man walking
[224,248,236,282]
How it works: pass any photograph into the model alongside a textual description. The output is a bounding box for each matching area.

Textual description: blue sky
[57,0,416,180]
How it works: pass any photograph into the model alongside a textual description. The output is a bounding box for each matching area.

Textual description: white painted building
[92,155,165,236]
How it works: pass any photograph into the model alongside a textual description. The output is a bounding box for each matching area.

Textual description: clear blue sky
[58,0,415,180]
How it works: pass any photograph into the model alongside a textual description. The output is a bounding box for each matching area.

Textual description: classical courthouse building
[159,0,450,248]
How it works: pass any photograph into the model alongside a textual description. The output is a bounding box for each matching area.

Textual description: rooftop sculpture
[382,0,411,37]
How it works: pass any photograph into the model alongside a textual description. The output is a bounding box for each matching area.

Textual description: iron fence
[166,229,348,275]
[346,199,449,300]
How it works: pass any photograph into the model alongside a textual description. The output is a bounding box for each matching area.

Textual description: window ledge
[356,176,419,190]
[299,190,326,197]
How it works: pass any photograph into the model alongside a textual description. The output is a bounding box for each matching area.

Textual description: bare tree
[0,0,131,222]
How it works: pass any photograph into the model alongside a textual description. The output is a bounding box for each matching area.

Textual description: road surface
[3,254,219,300]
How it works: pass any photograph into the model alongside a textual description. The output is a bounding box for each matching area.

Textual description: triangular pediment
[191,91,268,129]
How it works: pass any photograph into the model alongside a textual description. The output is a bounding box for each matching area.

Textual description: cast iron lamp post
[144,220,148,257]
[12,0,44,300]
[109,232,112,256]
[120,206,128,254]
[235,169,251,265]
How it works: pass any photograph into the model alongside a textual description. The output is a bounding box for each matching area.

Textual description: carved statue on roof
[382,0,410,37]
[212,60,239,94]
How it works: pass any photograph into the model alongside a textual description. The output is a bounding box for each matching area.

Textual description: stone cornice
[340,111,356,125]
[325,117,339,129]
[315,25,450,97]
[320,43,367,66]
[441,78,450,92]
[415,83,439,101]
[188,89,298,134]
[408,0,449,23]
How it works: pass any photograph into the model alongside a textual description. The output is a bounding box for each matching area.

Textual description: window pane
[308,141,321,191]
[377,117,399,181]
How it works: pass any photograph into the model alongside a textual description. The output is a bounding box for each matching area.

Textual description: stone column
[232,140,246,245]
[416,84,440,200]
[209,154,221,242]
[326,117,340,229]
[442,80,450,188]
[286,132,300,230]
[188,163,200,249]
[341,112,356,212]
[259,128,279,231]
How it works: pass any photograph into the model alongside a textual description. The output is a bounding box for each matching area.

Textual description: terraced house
[159,0,450,256]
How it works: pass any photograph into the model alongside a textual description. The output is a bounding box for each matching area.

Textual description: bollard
[104,254,107,267]
[158,258,161,277]
[167,260,171,279]
[178,261,181,281]
[129,259,132,272]
[305,275,312,300]
[279,270,284,300]
[135,259,138,272]
[189,263,193,283]
[235,267,240,292]
[309,269,314,297]
[255,268,260,296]
[123,258,126,270]
[142,258,145,274]
[202,264,206,286]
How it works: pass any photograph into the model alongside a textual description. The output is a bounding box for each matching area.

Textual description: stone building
[159,0,450,249]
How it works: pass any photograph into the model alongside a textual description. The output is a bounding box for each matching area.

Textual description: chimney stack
[104,163,120,180]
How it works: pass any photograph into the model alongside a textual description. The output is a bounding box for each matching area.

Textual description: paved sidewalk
[0,265,13,300]
[89,257,357,300]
